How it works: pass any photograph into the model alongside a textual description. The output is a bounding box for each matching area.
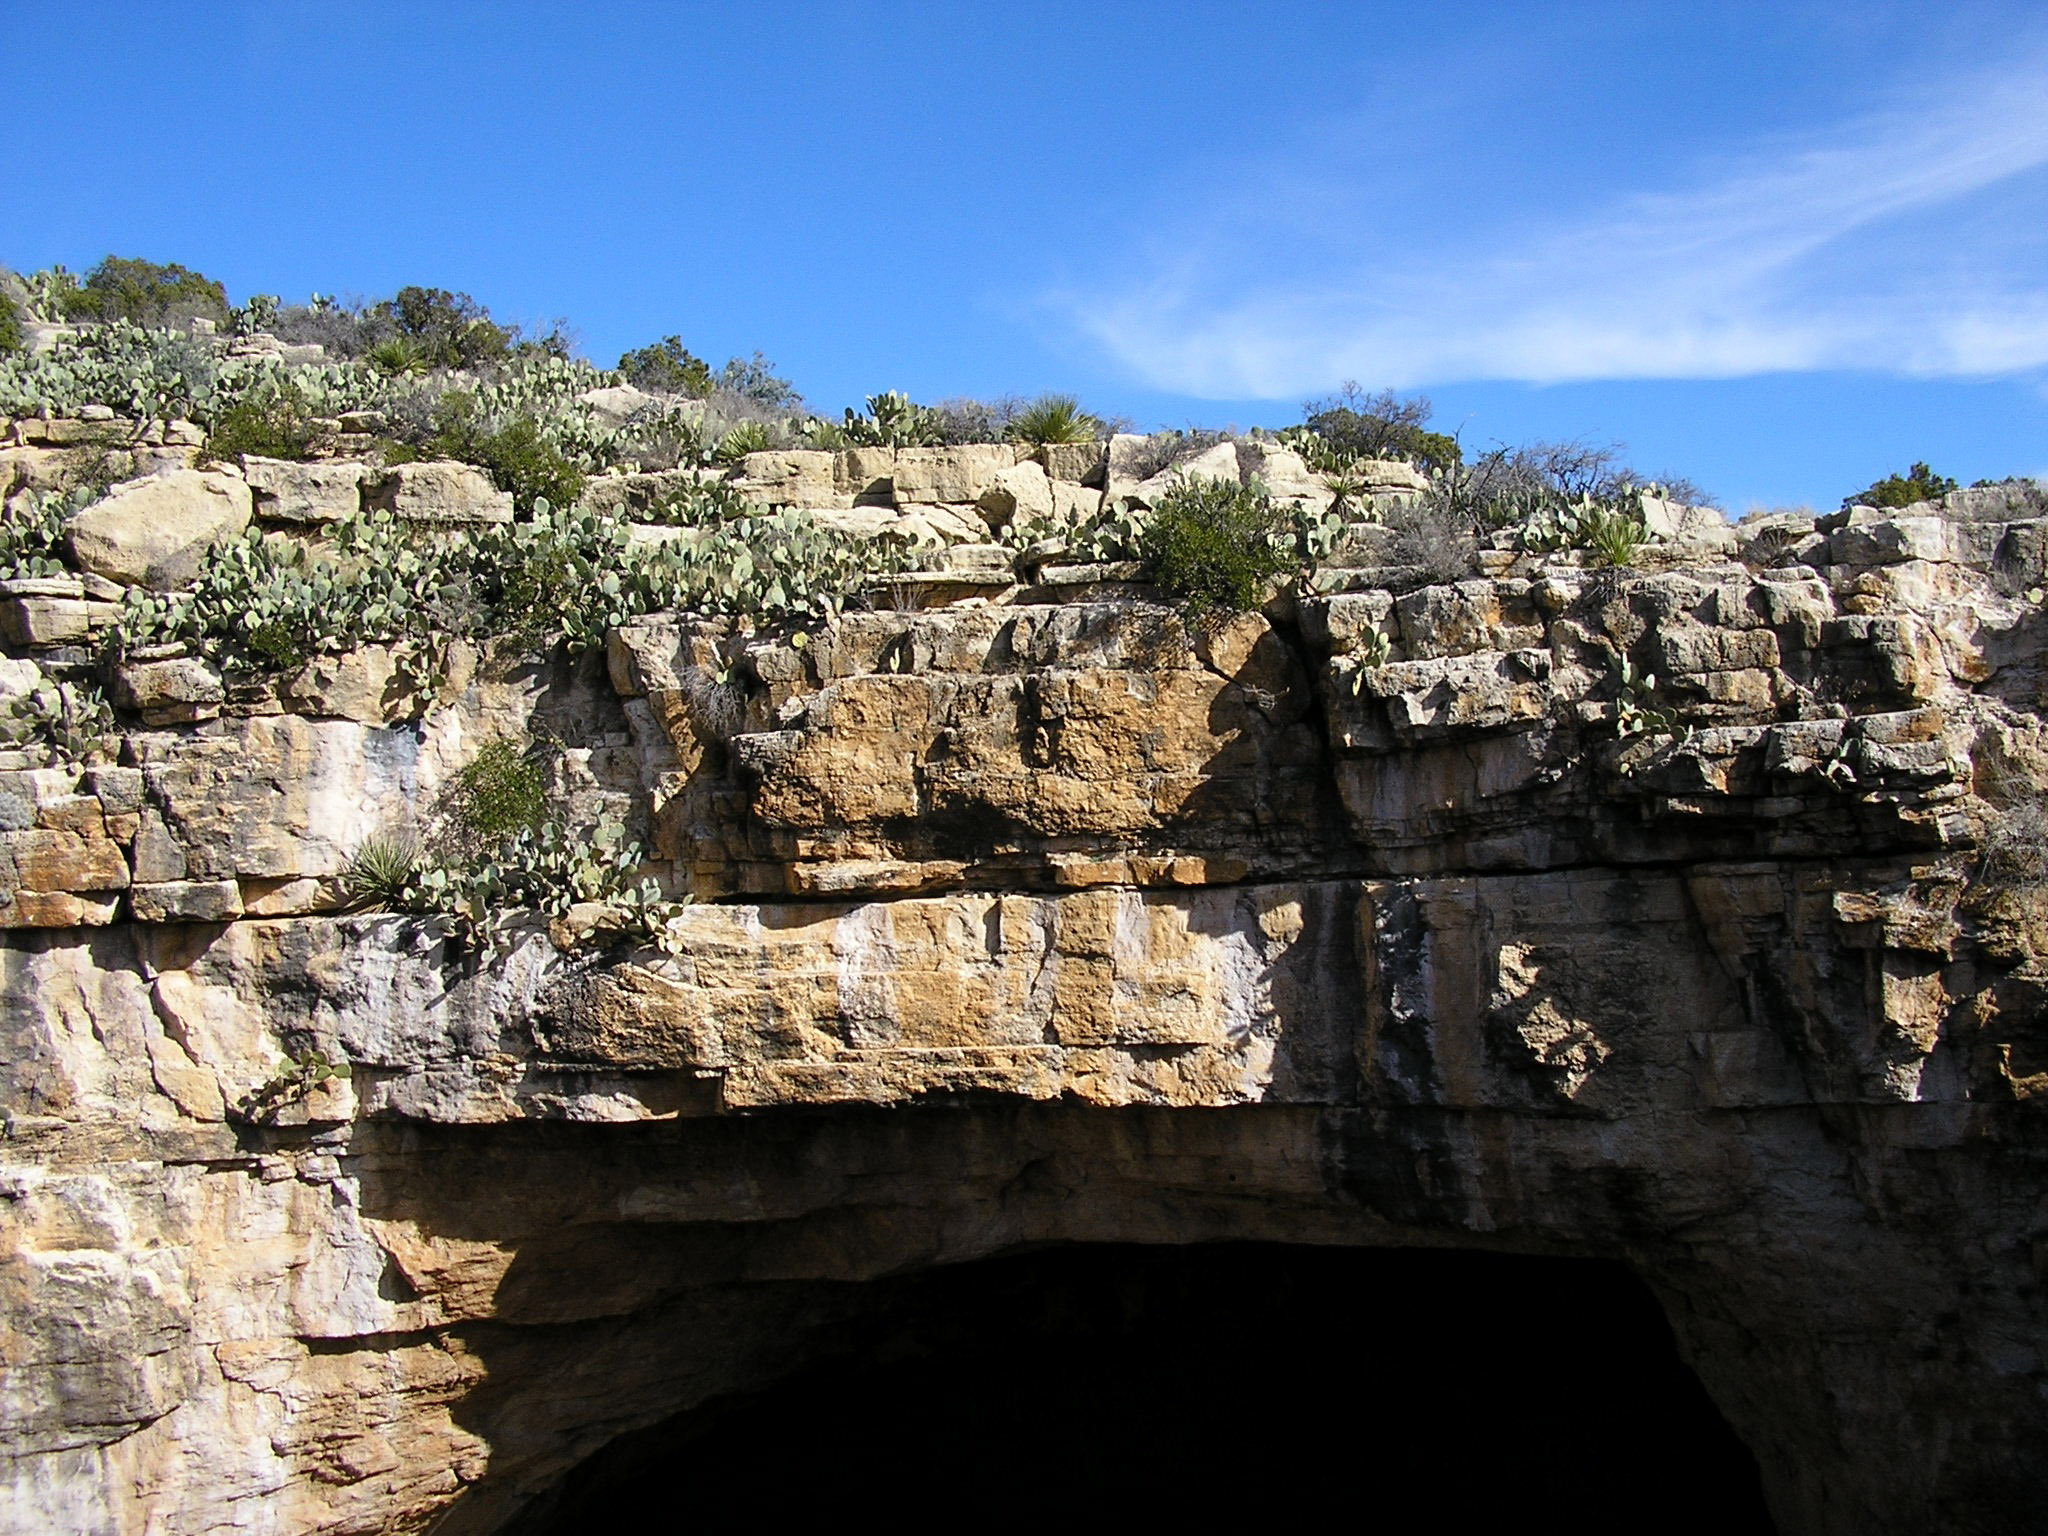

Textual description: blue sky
[7,0,2046,509]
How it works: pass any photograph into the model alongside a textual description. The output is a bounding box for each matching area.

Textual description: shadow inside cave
[497,1242,1774,1533]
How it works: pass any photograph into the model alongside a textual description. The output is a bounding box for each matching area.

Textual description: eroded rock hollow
[4,429,2047,1534]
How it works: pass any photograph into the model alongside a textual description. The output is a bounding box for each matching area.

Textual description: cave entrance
[508,1243,1773,1531]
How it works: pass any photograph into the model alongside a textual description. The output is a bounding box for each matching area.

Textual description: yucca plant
[1007,393,1101,446]
[1321,465,1371,518]
[366,336,429,377]
[1586,504,1647,568]
[343,831,422,912]
[713,421,773,464]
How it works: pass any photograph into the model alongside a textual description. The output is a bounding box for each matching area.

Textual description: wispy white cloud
[1060,48,2048,397]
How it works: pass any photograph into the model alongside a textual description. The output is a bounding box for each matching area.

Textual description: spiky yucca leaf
[344,831,421,911]
[1007,393,1102,446]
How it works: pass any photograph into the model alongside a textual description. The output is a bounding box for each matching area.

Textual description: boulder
[278,646,418,724]
[1237,442,1325,503]
[109,656,224,725]
[1039,442,1107,486]
[978,460,1055,528]
[1129,440,1242,508]
[834,446,898,504]
[1051,481,1102,524]
[799,506,903,541]
[892,445,1016,505]
[895,503,989,546]
[0,656,42,706]
[575,384,660,429]
[582,467,725,518]
[128,879,244,923]
[1941,479,2047,521]
[1356,458,1430,493]
[65,470,252,590]
[362,461,513,524]
[0,825,130,894]
[930,543,1015,575]
[733,450,840,510]
[244,457,367,524]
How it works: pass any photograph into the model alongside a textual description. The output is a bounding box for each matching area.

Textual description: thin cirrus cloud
[1060,51,2048,399]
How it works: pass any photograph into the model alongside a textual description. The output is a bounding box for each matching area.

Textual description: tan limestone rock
[243,457,367,523]
[64,470,252,590]
[362,461,513,524]
[891,444,1016,505]
[977,459,1055,528]
[732,450,840,509]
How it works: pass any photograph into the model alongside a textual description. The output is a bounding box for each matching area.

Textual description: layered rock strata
[2,444,2047,1533]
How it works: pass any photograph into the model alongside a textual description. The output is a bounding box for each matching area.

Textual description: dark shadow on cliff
[497,1242,1773,1534]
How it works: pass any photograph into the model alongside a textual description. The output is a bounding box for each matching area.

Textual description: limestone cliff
[3,420,2047,1533]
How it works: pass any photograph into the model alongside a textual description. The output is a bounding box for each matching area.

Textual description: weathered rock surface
[64,469,252,590]
[244,456,368,524]
[362,461,513,524]
[4,490,2048,1536]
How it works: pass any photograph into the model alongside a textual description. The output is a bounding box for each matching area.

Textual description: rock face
[362,461,513,524]
[64,469,252,590]
[3,492,2048,1535]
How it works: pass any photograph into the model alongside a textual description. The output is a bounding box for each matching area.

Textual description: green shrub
[380,286,512,370]
[58,256,230,328]
[0,289,22,356]
[424,393,584,511]
[468,415,585,511]
[1008,393,1102,446]
[1141,476,1291,614]
[618,336,714,396]
[1289,385,1462,474]
[203,378,333,463]
[439,740,548,854]
[1846,462,1957,511]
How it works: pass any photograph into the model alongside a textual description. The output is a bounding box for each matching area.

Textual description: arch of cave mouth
[507,1243,1774,1531]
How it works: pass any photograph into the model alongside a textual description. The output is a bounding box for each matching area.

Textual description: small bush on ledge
[1845,462,1957,511]
[1141,475,1291,615]
[203,377,334,463]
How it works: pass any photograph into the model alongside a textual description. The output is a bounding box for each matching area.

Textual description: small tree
[60,255,229,327]
[1844,462,1957,511]
[618,335,715,396]
[375,286,513,369]
[1299,383,1462,473]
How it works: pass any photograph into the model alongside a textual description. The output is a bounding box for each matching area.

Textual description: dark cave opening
[509,1243,1774,1532]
